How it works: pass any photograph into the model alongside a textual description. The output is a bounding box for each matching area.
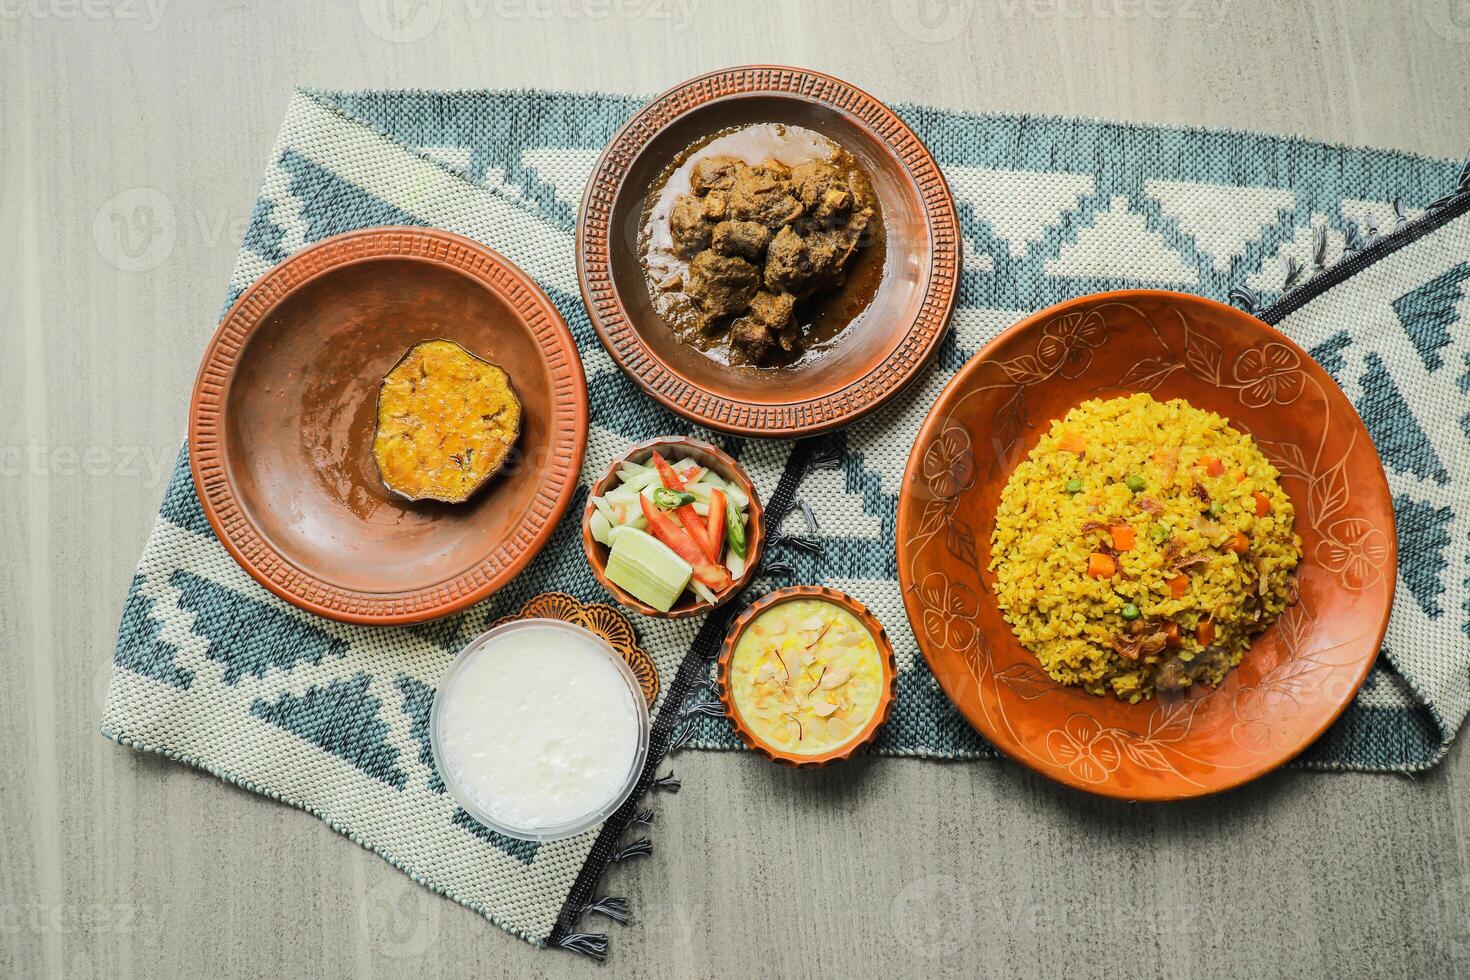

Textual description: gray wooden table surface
[5,1,1469,977]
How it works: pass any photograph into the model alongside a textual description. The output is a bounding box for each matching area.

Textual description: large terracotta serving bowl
[897,290,1396,800]
[189,227,588,625]
[576,65,960,438]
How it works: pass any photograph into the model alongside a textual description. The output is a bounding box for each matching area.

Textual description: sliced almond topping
[812,700,838,717]
[820,667,852,689]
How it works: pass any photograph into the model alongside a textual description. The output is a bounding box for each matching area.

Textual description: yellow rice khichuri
[989,393,1301,702]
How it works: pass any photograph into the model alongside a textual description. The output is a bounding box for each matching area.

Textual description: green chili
[725,496,747,559]
[652,487,696,511]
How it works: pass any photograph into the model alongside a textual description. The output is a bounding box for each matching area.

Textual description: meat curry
[640,124,886,367]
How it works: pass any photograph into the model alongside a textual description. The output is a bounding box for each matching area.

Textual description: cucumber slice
[619,467,661,492]
[604,526,693,612]
[695,470,728,489]
[604,485,642,505]
[590,510,613,547]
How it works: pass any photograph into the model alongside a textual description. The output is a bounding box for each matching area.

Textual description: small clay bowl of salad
[583,436,765,618]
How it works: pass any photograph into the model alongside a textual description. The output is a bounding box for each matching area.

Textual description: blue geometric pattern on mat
[452,808,540,866]
[250,673,407,790]
[279,148,422,246]
[1308,331,1353,382]
[114,576,193,691]
[171,569,347,686]
[1357,353,1449,484]
[1393,261,1470,371]
[396,674,444,795]
[1394,496,1454,619]
[157,444,213,537]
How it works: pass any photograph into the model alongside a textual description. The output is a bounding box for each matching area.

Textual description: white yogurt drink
[431,620,648,840]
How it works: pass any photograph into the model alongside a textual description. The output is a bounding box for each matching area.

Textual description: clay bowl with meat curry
[577,65,960,438]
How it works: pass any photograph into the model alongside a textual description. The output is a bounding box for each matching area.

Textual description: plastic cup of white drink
[430,618,651,842]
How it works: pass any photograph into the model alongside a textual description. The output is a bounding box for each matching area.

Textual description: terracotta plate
[897,290,1396,800]
[189,227,588,625]
[577,65,960,437]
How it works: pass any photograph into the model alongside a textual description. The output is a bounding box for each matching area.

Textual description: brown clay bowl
[582,436,764,619]
[896,290,1396,800]
[576,65,960,438]
[717,585,897,767]
[189,227,588,625]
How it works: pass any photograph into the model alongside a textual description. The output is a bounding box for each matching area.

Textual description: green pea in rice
[989,393,1302,702]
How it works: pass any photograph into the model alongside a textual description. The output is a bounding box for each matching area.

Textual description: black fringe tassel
[556,932,608,960]
[653,771,680,793]
[668,723,696,754]
[681,694,726,718]
[809,447,843,470]
[580,896,630,924]
[610,838,653,863]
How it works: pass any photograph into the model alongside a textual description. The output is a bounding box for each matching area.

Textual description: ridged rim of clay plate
[188,226,588,625]
[575,64,961,438]
[717,585,897,767]
[896,289,1396,801]
[582,436,765,619]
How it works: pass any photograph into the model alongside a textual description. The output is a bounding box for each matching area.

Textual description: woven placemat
[102,88,1470,956]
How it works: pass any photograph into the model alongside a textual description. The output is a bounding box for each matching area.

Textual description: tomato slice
[639,494,732,591]
[706,487,727,562]
[650,453,719,555]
